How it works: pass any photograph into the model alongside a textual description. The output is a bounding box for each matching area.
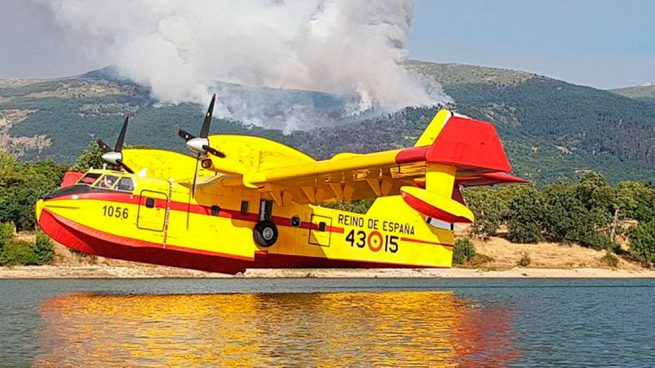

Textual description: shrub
[580,232,619,251]
[507,222,543,244]
[453,237,476,265]
[0,239,39,266]
[0,222,14,250]
[35,232,54,265]
[628,221,655,265]
[601,251,619,268]
[517,252,531,267]
[467,253,495,267]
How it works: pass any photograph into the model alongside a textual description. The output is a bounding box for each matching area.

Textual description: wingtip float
[36,97,525,274]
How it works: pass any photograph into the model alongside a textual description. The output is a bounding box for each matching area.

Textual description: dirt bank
[1,235,652,279]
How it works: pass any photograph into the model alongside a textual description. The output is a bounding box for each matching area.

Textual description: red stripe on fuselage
[46,191,346,233]
[39,209,450,272]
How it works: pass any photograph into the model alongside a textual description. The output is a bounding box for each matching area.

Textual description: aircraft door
[308,214,332,247]
[137,190,168,232]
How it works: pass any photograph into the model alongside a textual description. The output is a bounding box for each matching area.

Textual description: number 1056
[102,205,128,219]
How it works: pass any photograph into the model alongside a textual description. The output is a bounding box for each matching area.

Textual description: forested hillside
[2,62,655,185]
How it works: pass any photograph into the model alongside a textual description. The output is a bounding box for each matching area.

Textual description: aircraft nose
[35,199,44,222]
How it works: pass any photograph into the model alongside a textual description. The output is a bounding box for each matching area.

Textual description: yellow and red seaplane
[36,95,524,274]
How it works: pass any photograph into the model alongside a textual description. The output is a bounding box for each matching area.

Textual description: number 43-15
[345,229,398,253]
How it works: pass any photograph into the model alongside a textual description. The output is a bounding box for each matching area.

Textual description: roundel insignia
[367,231,383,252]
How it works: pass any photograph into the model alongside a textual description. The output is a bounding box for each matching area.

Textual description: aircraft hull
[36,178,455,274]
[38,206,446,274]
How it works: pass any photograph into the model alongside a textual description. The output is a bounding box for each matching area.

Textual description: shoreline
[1,265,655,279]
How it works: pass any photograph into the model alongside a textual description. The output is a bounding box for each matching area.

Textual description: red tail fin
[426,115,511,174]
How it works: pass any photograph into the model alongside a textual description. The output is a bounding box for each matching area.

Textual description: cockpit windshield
[78,173,101,185]
[75,172,135,192]
[115,177,135,192]
[95,175,119,189]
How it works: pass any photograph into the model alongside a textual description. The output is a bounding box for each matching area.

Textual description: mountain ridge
[610,83,655,104]
[2,61,655,185]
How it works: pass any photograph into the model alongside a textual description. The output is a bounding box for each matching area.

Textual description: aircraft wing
[120,149,214,181]
[228,110,525,207]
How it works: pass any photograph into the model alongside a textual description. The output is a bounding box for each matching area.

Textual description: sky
[0,0,653,89]
[408,0,655,89]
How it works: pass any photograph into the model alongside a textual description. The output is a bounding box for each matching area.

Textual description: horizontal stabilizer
[400,186,474,224]
[458,172,528,187]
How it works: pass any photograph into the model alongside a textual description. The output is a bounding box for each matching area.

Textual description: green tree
[616,181,655,222]
[629,221,655,265]
[464,188,506,239]
[541,183,594,243]
[0,152,27,228]
[506,185,544,243]
[576,172,613,228]
[540,182,617,250]
[0,151,66,230]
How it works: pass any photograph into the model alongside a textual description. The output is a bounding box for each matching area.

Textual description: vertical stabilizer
[415,109,452,147]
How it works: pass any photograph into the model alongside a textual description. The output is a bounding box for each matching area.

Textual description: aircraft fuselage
[37,169,454,274]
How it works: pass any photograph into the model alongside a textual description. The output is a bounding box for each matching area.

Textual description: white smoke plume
[36,0,450,131]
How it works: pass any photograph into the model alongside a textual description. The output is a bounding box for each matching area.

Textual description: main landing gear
[254,199,278,247]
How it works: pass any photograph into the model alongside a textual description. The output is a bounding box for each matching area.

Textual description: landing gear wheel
[254,220,278,247]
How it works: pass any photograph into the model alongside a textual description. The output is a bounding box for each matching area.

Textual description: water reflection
[35,292,521,367]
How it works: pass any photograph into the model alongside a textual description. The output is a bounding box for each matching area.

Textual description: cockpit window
[78,173,101,185]
[95,175,119,189]
[115,177,135,192]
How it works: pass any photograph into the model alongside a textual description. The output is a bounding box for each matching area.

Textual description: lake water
[0,278,654,367]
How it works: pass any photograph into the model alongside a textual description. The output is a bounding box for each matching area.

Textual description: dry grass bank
[471,237,643,271]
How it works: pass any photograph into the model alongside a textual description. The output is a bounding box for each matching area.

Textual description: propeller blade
[95,139,112,153]
[199,94,216,138]
[117,160,134,174]
[204,145,226,158]
[186,153,201,229]
[114,114,130,152]
[179,95,226,162]
[177,129,196,142]
[191,154,200,197]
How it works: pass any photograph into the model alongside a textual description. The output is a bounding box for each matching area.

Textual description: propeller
[177,94,227,198]
[95,114,134,174]
[177,94,226,158]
